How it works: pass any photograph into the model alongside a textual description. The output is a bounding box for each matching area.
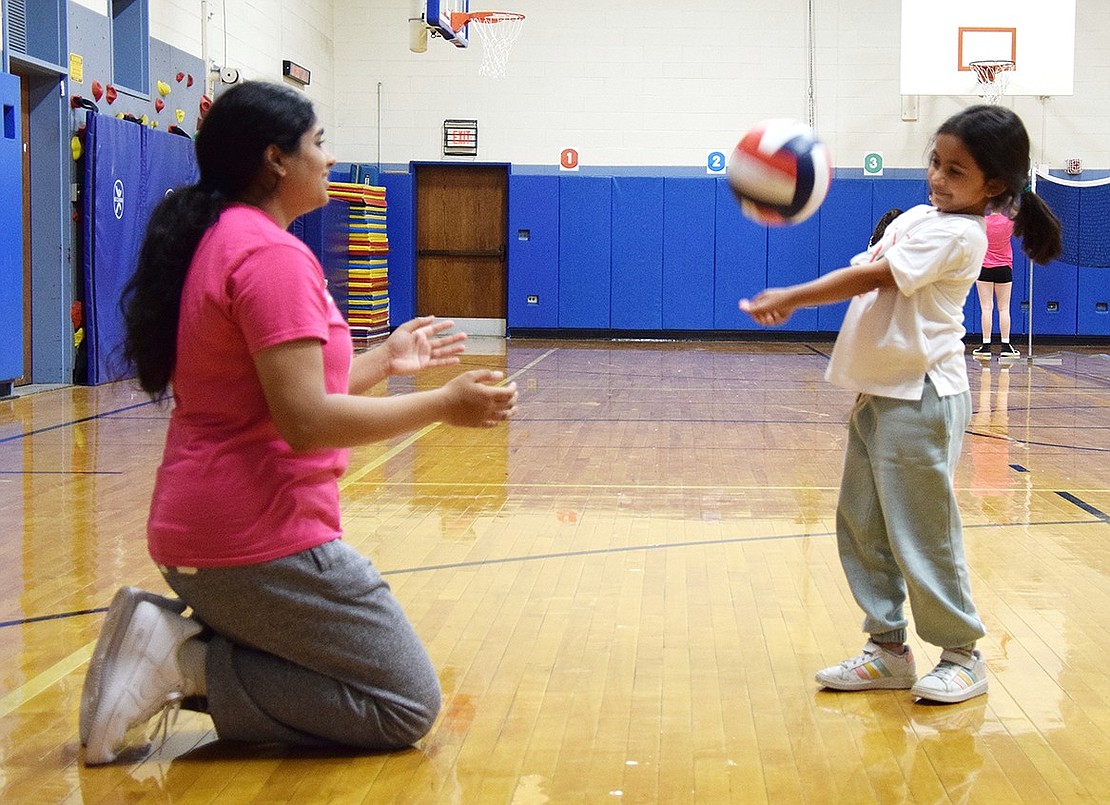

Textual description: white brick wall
[148,0,1110,173]
[149,0,335,127]
[148,0,202,55]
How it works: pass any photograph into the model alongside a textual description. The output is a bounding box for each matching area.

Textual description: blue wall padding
[962,276,980,338]
[1078,183,1110,267]
[297,200,351,316]
[767,216,821,331]
[611,177,664,329]
[508,174,559,328]
[331,163,379,185]
[662,177,715,330]
[373,166,1097,337]
[816,179,871,332]
[1008,249,1030,337]
[1031,261,1078,335]
[0,73,22,382]
[713,177,767,329]
[1078,267,1110,336]
[322,200,350,315]
[380,172,414,325]
[559,176,612,328]
[871,179,928,222]
[1037,180,1080,265]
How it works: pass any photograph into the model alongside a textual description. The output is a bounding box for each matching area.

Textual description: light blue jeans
[835,377,985,649]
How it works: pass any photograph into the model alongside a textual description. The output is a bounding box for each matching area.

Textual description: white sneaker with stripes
[911,648,988,703]
[816,641,917,691]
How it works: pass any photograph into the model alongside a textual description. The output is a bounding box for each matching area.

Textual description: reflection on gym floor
[2,341,1109,802]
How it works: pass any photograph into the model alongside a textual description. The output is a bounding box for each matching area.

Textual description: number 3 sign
[864,152,884,177]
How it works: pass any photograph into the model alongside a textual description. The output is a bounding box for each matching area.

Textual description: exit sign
[444,119,478,157]
[282,60,311,86]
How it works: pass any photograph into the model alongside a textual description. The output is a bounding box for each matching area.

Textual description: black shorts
[978,264,1013,283]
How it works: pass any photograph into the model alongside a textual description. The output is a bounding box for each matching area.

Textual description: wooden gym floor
[1,338,1109,803]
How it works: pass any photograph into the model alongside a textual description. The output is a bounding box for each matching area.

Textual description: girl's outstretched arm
[739,259,897,326]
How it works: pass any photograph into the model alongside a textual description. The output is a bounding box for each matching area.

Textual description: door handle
[417,247,505,258]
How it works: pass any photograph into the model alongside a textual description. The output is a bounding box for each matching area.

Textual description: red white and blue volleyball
[726,119,831,226]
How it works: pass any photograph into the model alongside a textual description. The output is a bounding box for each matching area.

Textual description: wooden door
[415,164,507,319]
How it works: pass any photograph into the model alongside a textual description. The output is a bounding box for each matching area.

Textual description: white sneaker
[83,599,202,765]
[80,587,187,746]
[816,641,917,691]
[911,648,988,704]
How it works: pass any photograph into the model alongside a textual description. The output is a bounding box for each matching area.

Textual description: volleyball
[726,119,831,226]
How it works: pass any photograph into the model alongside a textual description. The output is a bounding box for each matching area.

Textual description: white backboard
[900,0,1076,97]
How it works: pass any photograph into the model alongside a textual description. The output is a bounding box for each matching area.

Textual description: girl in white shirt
[740,105,1061,704]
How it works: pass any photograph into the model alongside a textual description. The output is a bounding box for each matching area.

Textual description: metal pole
[1027,164,1036,360]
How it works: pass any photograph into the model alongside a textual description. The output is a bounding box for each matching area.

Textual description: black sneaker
[972,343,992,359]
[999,343,1020,360]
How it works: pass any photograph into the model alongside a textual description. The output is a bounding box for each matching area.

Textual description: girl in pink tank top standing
[972,212,1019,359]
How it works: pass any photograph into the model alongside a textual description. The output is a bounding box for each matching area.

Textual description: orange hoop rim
[969,59,1015,82]
[452,10,525,30]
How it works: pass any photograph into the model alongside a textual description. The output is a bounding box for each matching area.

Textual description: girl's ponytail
[936,106,1063,266]
[120,185,227,398]
[1013,188,1063,265]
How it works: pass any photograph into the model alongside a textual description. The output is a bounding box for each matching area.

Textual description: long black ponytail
[121,188,226,397]
[1012,187,1064,265]
[120,81,316,399]
[936,105,1062,265]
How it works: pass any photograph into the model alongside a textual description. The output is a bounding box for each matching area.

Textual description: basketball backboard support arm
[425,0,470,48]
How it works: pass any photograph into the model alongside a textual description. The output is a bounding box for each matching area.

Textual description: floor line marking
[1,512,1102,714]
[1056,491,1110,523]
[340,349,555,491]
[0,644,93,719]
[379,516,1106,576]
[0,400,156,446]
[0,349,560,717]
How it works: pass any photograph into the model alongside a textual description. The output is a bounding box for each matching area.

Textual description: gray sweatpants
[835,377,986,649]
[162,538,441,749]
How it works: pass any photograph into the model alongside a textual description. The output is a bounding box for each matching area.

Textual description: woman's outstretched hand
[441,370,518,428]
[385,316,467,375]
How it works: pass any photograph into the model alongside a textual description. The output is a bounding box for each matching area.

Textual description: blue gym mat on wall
[0,73,24,385]
[82,114,198,384]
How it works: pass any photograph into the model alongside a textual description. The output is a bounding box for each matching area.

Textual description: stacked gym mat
[327,182,390,341]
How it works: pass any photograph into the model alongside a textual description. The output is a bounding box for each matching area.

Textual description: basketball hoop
[451,11,525,78]
[970,60,1015,104]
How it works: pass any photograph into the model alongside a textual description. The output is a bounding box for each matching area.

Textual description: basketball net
[970,60,1015,105]
[453,11,525,78]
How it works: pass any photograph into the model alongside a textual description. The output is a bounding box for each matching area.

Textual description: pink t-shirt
[148,204,352,567]
[984,213,1014,268]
